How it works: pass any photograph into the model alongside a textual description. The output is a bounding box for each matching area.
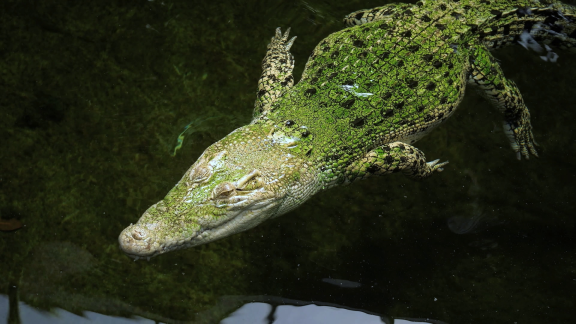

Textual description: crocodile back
[261,0,576,177]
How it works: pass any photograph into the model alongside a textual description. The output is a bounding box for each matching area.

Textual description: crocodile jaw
[118,191,281,259]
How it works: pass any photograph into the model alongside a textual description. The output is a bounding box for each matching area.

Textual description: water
[0,0,575,323]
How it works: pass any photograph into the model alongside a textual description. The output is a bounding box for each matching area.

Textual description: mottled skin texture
[119,0,576,259]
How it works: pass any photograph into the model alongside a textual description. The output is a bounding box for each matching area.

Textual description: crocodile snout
[118,224,156,259]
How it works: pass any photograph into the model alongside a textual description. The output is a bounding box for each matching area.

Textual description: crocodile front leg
[253,28,296,119]
[343,142,448,184]
[468,43,538,160]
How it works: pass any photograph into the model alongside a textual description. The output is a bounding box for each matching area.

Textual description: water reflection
[221,298,449,324]
[1,295,152,324]
[1,294,450,324]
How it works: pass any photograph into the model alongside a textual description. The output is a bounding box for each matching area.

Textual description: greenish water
[0,0,575,323]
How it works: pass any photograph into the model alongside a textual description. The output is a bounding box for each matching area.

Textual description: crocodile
[119,0,576,259]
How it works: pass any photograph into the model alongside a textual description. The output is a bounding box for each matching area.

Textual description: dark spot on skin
[409,45,420,52]
[436,24,446,30]
[362,27,370,33]
[379,52,390,59]
[523,21,534,32]
[424,115,435,122]
[502,25,511,35]
[379,23,388,29]
[285,120,295,126]
[257,89,266,97]
[426,82,436,90]
[438,112,444,119]
[341,99,355,109]
[439,4,447,10]
[433,60,442,68]
[359,51,368,58]
[440,97,448,104]
[407,80,418,88]
[467,24,478,32]
[322,46,330,52]
[394,101,405,109]
[417,106,425,112]
[451,12,462,19]
[398,144,405,150]
[382,92,392,100]
[280,59,286,64]
[305,88,317,96]
[490,10,502,18]
[311,77,318,83]
[306,149,312,156]
[383,109,394,117]
[423,54,433,61]
[448,63,454,69]
[354,12,364,20]
[397,60,404,67]
[421,15,431,22]
[351,117,365,127]
[331,51,340,59]
[353,40,365,47]
[328,72,338,79]
[344,79,354,86]
[400,156,407,162]
[443,71,450,77]
[367,164,380,173]
[495,83,505,90]
[490,26,498,36]
[402,31,412,38]
[385,155,394,164]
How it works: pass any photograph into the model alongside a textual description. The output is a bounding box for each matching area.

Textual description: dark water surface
[1,0,575,323]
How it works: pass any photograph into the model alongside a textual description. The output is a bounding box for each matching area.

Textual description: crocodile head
[118,124,317,259]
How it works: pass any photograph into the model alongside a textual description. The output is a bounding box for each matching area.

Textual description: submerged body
[119,0,576,259]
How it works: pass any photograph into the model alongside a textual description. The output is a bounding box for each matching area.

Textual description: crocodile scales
[119,0,576,259]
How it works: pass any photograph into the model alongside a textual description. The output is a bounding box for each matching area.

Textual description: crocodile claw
[427,159,449,172]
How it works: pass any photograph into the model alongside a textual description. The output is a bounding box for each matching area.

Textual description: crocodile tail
[471,0,576,51]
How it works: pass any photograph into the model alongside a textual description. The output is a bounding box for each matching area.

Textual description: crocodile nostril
[132,229,146,240]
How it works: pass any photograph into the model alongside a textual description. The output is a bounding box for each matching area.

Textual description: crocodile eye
[190,165,212,183]
[240,177,263,191]
[212,182,236,199]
